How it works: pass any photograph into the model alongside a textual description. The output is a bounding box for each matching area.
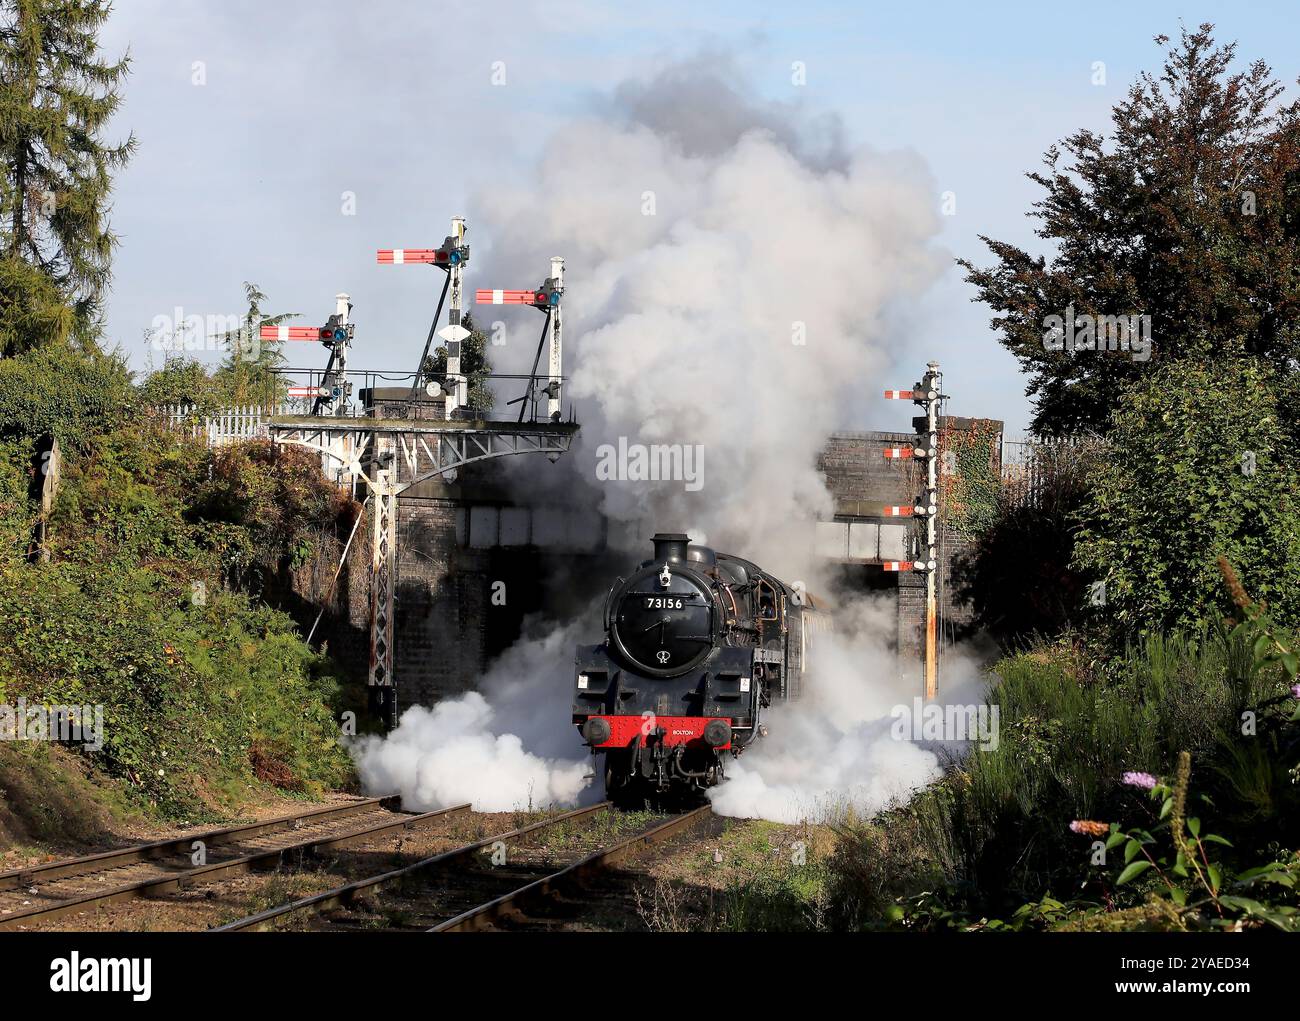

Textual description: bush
[136,358,222,412]
[0,560,352,815]
[958,440,1102,649]
[1074,358,1300,638]
[0,413,361,820]
[0,346,134,449]
[190,441,357,590]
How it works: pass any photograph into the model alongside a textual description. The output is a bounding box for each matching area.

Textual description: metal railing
[152,404,295,447]
[999,433,1104,508]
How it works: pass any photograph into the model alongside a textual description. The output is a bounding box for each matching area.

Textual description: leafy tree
[212,281,295,407]
[961,24,1300,435]
[423,311,495,413]
[0,343,131,447]
[0,0,135,355]
[136,357,218,410]
[1073,358,1300,637]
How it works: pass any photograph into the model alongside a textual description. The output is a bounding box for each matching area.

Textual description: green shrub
[0,410,360,820]
[0,346,134,449]
[136,359,222,412]
[0,557,353,816]
[827,622,1299,928]
[1074,358,1300,637]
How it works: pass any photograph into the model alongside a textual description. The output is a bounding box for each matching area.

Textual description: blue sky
[96,1,1300,434]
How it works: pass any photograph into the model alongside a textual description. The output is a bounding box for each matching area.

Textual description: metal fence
[153,404,294,447]
[999,433,1104,508]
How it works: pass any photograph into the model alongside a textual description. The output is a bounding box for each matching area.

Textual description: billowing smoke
[472,52,947,581]
[707,598,987,824]
[353,614,595,812]
[354,54,958,820]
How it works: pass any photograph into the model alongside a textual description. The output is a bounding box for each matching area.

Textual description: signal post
[882,361,944,699]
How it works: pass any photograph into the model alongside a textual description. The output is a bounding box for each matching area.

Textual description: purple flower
[1290,682,1300,700]
[1122,771,1158,790]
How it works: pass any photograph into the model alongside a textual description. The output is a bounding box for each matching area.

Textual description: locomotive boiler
[573,533,827,806]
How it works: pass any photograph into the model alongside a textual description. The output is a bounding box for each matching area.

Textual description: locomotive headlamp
[582,717,611,745]
[703,720,732,748]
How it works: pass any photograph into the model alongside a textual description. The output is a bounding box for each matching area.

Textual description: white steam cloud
[472,52,947,580]
[353,616,593,812]
[707,598,985,824]
[354,54,962,822]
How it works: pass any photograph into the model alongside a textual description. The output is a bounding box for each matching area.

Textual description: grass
[821,625,1300,929]
[636,818,835,932]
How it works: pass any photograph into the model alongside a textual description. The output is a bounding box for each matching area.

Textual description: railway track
[433,804,712,932]
[0,796,470,930]
[214,802,712,932]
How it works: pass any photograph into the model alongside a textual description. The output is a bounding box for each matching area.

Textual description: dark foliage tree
[960,24,1300,435]
[955,443,1100,650]
[423,311,496,413]
[0,0,135,355]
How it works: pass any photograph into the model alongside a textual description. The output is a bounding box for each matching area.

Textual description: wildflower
[1290,682,1300,700]
[1069,820,1110,838]
[1217,558,1251,612]
[1171,751,1191,858]
[1122,771,1157,790]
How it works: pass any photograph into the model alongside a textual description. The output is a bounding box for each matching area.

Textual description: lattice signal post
[263,216,578,727]
[260,293,354,416]
[882,361,945,699]
[377,215,471,417]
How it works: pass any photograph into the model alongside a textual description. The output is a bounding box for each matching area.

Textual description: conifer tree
[0,0,135,355]
[961,24,1300,435]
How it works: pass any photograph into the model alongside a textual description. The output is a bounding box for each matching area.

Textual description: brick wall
[817,419,1001,663]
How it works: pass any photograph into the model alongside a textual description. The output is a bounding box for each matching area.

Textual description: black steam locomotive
[573,533,828,806]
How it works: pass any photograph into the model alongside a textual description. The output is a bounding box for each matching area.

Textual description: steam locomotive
[573,533,828,806]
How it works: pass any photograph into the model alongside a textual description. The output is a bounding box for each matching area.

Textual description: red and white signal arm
[260,325,331,342]
[883,447,916,460]
[883,389,914,400]
[377,248,448,265]
[882,561,915,572]
[476,289,547,305]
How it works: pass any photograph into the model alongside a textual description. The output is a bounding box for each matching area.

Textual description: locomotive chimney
[651,533,690,564]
